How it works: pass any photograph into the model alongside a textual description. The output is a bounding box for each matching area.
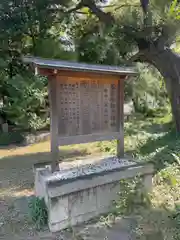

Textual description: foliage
[0,132,24,146]
[0,71,49,131]
[0,0,179,133]
[71,4,170,116]
[72,20,126,65]
[112,178,151,216]
[0,0,77,132]
[0,0,77,131]
[168,0,180,20]
[173,203,180,227]
[28,196,48,230]
[69,0,180,62]
[131,64,169,116]
[67,0,180,131]
[98,114,180,239]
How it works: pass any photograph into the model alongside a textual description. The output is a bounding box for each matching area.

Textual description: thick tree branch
[66,2,85,13]
[130,51,146,62]
[73,4,133,15]
[113,3,139,11]
[68,0,114,25]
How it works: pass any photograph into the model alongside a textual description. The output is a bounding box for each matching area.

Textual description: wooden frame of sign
[24,57,136,172]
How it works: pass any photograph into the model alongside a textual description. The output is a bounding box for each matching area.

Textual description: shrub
[1,73,49,131]
[112,178,151,216]
[28,197,48,230]
[0,132,24,145]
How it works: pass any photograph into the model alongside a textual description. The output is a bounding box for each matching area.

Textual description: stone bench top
[42,157,143,186]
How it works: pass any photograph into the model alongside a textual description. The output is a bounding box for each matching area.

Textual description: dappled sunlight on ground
[0,143,103,201]
[0,188,34,198]
[12,189,34,197]
[0,140,103,159]
[0,141,51,158]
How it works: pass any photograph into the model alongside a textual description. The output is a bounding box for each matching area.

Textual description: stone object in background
[2,123,8,133]
[124,101,134,120]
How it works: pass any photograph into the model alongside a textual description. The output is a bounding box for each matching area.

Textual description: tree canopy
[0,0,180,133]
[64,0,180,132]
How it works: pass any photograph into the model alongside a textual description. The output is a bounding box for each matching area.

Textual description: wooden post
[48,76,60,172]
[117,79,124,158]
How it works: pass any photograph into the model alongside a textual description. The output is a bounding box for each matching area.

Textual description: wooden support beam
[58,132,121,146]
[117,79,124,158]
[48,76,60,172]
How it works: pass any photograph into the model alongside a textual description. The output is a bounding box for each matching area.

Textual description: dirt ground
[0,141,134,240]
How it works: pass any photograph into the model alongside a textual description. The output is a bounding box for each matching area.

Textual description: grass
[0,113,180,239]
[28,196,48,230]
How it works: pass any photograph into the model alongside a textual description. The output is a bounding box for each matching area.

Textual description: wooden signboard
[48,71,124,171]
[24,57,136,172]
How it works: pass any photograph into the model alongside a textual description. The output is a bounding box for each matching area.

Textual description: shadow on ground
[0,148,89,195]
[129,206,179,240]
[0,147,94,239]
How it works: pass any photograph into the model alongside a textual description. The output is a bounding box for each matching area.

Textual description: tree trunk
[139,47,180,132]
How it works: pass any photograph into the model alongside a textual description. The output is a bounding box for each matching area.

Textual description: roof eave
[23,56,137,76]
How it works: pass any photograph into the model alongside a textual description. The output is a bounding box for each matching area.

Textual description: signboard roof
[23,56,137,76]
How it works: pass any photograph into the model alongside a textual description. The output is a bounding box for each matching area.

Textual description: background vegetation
[0,0,177,136]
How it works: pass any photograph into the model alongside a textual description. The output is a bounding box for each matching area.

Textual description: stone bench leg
[33,163,51,201]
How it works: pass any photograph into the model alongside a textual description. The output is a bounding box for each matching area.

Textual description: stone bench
[34,157,153,232]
